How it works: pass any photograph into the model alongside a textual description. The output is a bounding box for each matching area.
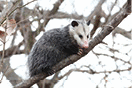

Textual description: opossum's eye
[87,20,91,26]
[87,35,89,38]
[79,34,83,39]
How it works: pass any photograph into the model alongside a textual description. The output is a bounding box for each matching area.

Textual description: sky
[0,0,132,88]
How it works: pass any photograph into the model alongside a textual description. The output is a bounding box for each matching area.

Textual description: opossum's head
[69,20,90,49]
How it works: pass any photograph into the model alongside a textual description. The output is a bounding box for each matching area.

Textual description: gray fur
[28,25,79,77]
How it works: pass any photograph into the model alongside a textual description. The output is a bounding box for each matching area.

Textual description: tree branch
[0,0,22,25]
[14,0,131,88]
[43,0,64,27]
[113,27,131,39]
[59,67,131,76]
[0,40,24,58]
[0,0,36,26]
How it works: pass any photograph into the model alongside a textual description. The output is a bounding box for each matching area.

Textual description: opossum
[28,20,91,77]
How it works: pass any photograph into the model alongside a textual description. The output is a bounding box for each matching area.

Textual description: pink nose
[83,41,89,48]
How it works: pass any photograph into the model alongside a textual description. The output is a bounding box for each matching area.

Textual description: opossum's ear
[87,20,91,26]
[71,21,78,27]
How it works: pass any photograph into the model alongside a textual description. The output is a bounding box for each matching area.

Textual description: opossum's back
[28,28,68,70]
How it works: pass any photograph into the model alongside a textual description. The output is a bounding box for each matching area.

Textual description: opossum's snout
[82,40,89,48]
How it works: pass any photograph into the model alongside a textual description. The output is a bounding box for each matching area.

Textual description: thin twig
[0,20,7,84]
[0,66,9,83]
[18,0,37,9]
[0,0,22,25]
[0,0,37,25]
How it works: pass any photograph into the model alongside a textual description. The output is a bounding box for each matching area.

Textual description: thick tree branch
[14,0,131,88]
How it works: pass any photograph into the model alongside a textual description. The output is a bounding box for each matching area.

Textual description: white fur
[69,20,90,48]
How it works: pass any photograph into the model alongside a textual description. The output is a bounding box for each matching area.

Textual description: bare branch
[14,1,131,88]
[0,40,24,58]
[0,0,37,26]
[93,51,131,65]
[87,0,106,20]
[43,0,64,27]
[0,0,22,25]
[113,27,131,39]
[64,67,131,75]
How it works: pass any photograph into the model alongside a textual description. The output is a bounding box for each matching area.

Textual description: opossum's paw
[77,49,83,56]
